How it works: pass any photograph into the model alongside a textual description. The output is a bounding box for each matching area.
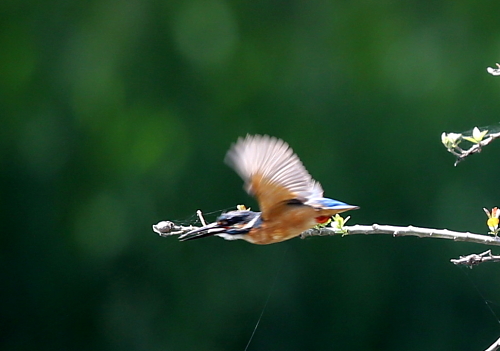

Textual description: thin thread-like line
[244,247,289,351]
[461,267,500,326]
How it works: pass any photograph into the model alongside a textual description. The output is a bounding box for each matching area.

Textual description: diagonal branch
[441,131,500,166]
[452,131,500,166]
[485,336,500,351]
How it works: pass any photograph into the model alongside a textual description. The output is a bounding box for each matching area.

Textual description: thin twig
[197,210,207,226]
[485,336,500,351]
[450,250,500,266]
[453,133,500,166]
[441,129,500,166]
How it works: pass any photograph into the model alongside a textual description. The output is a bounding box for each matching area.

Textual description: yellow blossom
[483,207,500,235]
[330,214,351,236]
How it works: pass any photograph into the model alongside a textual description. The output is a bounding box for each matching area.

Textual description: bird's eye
[218,220,228,226]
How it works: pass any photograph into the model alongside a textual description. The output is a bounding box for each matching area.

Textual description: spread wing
[225,135,321,219]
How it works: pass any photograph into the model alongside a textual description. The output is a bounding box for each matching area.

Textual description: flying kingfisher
[179,135,358,244]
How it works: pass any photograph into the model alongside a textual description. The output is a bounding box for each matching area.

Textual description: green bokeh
[3,0,500,350]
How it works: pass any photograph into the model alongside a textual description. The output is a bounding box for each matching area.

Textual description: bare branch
[485,336,500,351]
[450,250,500,267]
[442,131,500,166]
[454,131,500,166]
[301,224,500,246]
[153,220,500,247]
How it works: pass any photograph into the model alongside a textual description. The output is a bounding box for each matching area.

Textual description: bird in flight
[179,135,358,244]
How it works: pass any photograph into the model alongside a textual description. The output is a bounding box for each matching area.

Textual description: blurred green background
[3,0,500,350]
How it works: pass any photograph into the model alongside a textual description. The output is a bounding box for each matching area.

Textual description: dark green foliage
[2,1,500,350]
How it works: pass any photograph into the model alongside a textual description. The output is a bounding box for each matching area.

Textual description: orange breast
[244,206,320,244]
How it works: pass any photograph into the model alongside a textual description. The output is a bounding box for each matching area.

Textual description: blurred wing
[225,135,321,218]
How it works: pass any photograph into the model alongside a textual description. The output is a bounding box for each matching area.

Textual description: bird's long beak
[337,205,359,210]
[331,205,359,214]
